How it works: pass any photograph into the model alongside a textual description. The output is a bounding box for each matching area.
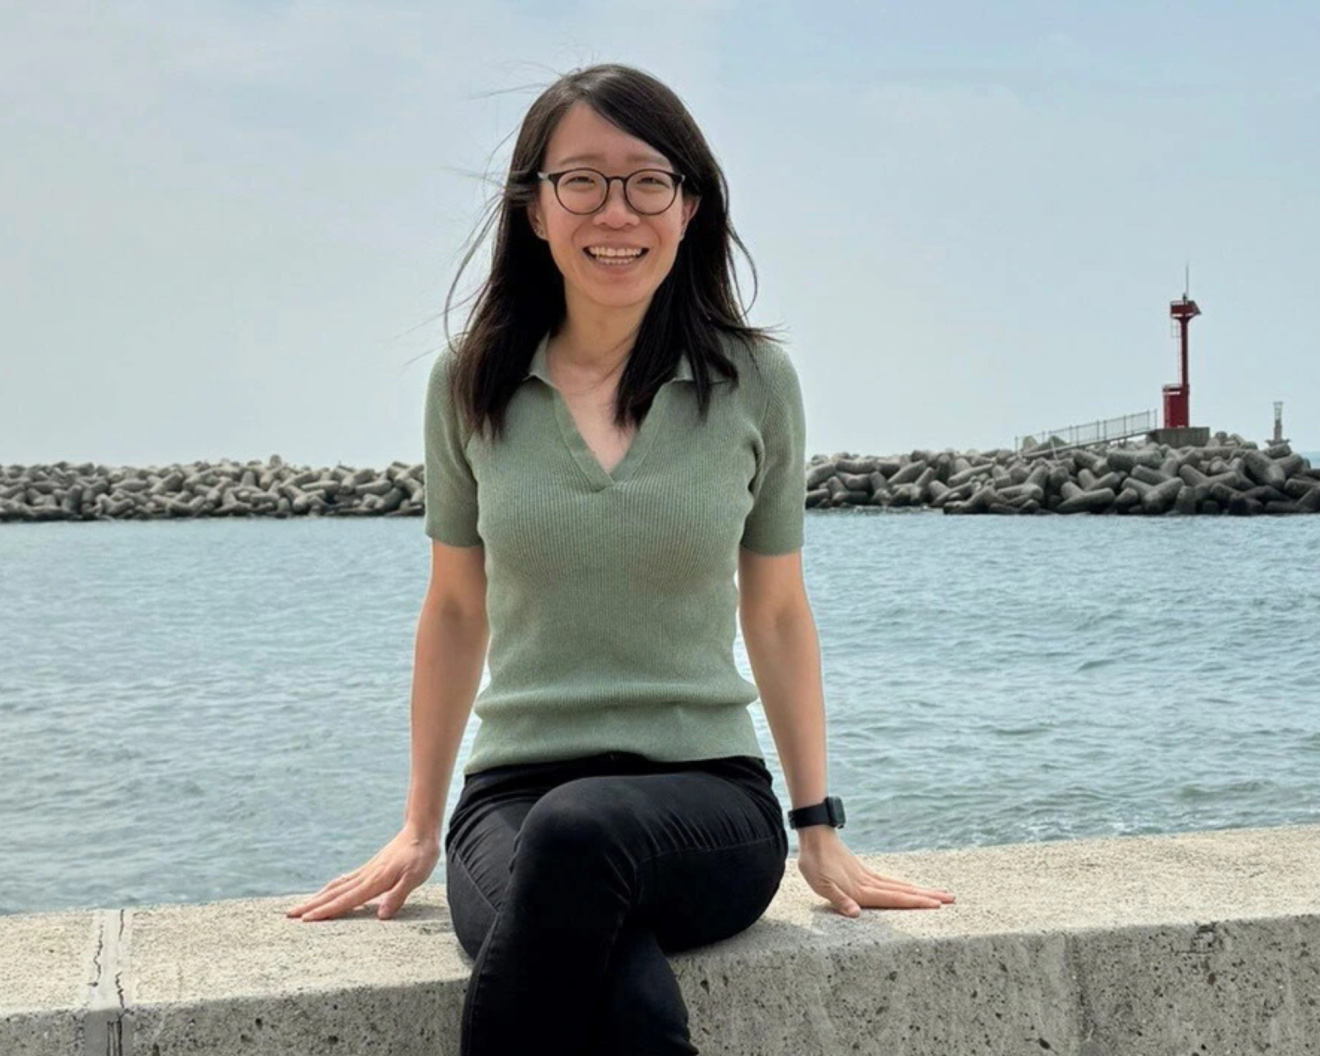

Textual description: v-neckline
[523,331,695,490]
[551,394,659,489]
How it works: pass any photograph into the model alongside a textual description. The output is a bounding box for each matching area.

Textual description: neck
[552,292,653,378]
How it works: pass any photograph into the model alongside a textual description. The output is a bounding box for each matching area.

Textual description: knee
[512,784,625,869]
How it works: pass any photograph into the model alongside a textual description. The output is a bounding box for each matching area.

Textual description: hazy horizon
[3,2,1317,467]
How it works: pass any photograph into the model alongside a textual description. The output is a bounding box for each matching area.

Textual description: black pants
[444,750,789,1056]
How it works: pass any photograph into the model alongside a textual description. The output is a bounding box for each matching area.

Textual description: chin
[582,289,657,310]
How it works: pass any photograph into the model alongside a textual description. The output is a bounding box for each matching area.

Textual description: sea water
[2,486,1317,915]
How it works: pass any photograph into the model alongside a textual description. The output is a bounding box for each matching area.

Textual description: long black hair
[440,62,785,443]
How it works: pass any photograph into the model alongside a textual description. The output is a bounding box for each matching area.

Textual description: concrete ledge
[4,823,1318,1055]
[1148,426,1213,447]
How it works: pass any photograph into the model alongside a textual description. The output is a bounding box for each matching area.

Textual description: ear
[526,203,544,239]
[681,195,700,236]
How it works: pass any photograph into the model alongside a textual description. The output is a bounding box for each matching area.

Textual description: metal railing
[1015,410,1159,456]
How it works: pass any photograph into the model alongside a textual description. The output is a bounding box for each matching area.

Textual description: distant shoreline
[0,455,424,523]
[807,435,1320,516]
[2,437,1318,523]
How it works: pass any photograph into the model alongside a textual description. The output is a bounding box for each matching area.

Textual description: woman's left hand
[796,829,955,917]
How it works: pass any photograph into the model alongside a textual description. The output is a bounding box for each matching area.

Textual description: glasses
[536,167,685,216]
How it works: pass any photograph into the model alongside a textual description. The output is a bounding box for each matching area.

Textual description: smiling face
[527,101,699,318]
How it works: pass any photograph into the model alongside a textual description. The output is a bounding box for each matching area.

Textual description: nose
[596,178,638,223]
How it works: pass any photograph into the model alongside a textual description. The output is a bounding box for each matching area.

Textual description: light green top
[423,329,807,777]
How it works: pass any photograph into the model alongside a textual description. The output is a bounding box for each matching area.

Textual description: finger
[903,884,954,901]
[376,877,415,920]
[864,871,954,899]
[858,883,943,908]
[286,874,362,916]
[860,869,932,891]
[866,881,953,903]
[294,871,360,904]
[820,878,862,918]
[287,890,347,918]
[299,878,380,922]
[316,870,363,894]
[819,879,862,918]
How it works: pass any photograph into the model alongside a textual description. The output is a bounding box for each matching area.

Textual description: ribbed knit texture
[423,330,806,777]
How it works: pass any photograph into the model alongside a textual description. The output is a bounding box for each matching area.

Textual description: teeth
[586,247,644,258]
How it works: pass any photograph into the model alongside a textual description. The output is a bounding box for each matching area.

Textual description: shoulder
[427,347,460,389]
[716,332,801,421]
[717,330,797,388]
[424,349,472,441]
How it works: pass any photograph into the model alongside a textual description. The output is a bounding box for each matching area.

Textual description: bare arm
[287,541,487,922]
[403,601,488,836]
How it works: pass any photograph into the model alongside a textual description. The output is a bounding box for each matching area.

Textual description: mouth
[582,247,649,269]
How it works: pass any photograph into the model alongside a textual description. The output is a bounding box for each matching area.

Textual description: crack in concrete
[85,909,133,1056]
[115,910,127,1014]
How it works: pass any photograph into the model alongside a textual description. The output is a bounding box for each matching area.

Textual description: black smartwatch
[787,795,846,831]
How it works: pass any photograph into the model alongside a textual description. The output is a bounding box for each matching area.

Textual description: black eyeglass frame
[535,168,687,216]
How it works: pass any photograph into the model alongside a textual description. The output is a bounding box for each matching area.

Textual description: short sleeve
[423,352,482,546]
[740,349,807,555]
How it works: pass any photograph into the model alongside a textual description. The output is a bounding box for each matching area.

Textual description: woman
[287,62,954,1055]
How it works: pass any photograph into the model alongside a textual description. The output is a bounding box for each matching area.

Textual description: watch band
[787,795,846,830]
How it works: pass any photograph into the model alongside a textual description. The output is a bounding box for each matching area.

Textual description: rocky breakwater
[0,456,427,523]
[806,435,1320,516]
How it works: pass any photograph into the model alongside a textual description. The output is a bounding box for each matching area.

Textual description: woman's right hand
[285,823,442,922]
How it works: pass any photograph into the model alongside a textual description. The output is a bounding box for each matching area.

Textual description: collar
[523,331,694,385]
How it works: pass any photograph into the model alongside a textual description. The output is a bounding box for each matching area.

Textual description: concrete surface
[3,822,1318,1054]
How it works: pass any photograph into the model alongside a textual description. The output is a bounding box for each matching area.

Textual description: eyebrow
[554,151,670,167]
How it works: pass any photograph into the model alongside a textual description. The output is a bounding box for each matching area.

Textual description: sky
[3,1,1317,469]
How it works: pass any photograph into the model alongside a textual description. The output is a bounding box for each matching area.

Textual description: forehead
[546,102,669,168]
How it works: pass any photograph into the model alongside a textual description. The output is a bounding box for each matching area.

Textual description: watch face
[829,796,846,827]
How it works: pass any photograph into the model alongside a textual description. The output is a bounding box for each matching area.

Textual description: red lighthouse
[1163,290,1200,429]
